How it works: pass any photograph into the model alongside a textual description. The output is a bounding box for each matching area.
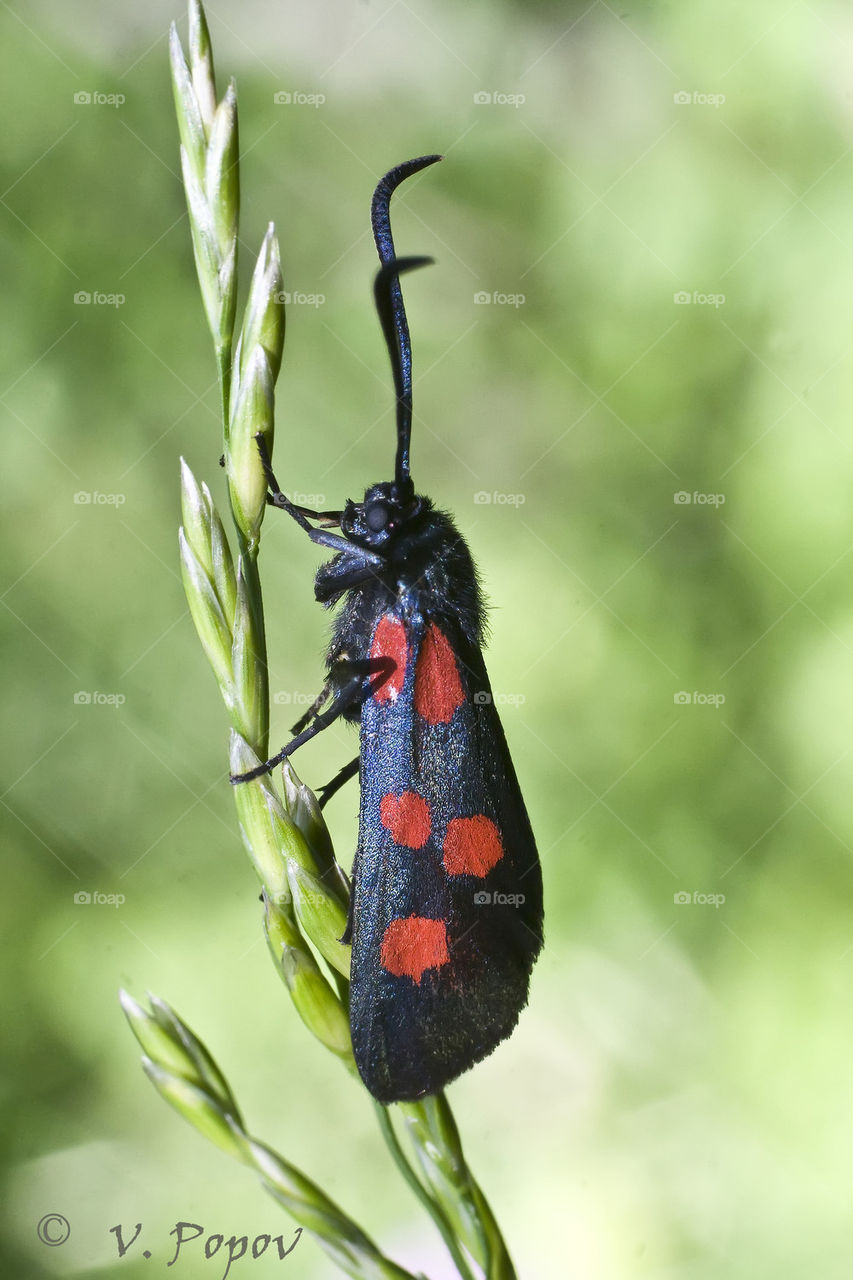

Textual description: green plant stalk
[121,993,417,1280]
[150,5,525,1279]
[171,0,275,761]
[170,0,237,427]
[398,1097,516,1280]
[374,1103,478,1280]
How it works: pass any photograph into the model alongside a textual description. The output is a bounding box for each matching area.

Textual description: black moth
[234,155,543,1103]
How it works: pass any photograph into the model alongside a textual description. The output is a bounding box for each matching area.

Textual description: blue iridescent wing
[348,611,543,1102]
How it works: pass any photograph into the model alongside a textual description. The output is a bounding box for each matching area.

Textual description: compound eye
[366,501,391,532]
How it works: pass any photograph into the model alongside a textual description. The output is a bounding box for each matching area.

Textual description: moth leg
[315,560,390,602]
[291,650,393,735]
[255,434,383,560]
[254,433,311,528]
[290,503,343,527]
[291,683,333,735]
[318,756,359,810]
[230,656,394,784]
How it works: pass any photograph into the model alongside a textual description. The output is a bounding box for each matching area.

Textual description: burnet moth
[233,155,543,1103]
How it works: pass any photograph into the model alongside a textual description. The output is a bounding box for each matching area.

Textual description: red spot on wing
[380,916,449,983]
[379,791,431,849]
[370,614,408,703]
[414,623,465,724]
[443,815,504,878]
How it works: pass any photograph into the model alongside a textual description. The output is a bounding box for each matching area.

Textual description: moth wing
[350,614,542,1102]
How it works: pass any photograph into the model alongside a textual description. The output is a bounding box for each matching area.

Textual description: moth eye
[366,501,391,532]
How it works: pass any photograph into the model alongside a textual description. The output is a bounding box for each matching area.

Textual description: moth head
[341,481,421,549]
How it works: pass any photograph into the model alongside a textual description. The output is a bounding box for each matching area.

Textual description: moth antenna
[370,154,442,491]
[373,255,433,490]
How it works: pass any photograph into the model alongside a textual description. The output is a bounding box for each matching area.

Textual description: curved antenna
[370,154,442,490]
[373,256,434,488]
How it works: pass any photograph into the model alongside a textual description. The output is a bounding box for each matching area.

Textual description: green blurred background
[4,1,853,1276]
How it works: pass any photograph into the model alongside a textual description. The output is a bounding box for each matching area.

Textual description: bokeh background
[4,1,853,1276]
